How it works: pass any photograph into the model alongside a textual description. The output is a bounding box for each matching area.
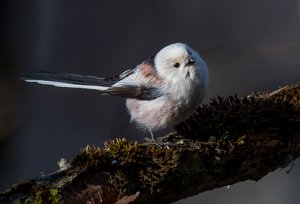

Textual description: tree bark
[1,84,299,204]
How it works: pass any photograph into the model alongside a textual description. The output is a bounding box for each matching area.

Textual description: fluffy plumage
[23,43,209,139]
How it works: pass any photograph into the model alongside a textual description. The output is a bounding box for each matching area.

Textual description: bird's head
[154,43,207,82]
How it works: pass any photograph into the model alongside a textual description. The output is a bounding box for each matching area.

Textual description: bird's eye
[174,62,180,68]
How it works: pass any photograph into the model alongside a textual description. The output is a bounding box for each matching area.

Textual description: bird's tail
[21,71,112,91]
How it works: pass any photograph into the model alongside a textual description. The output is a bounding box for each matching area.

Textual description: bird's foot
[144,137,170,149]
[145,129,170,148]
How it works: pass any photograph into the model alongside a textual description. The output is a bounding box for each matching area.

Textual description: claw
[144,129,170,148]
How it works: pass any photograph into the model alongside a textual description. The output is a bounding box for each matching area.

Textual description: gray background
[1,0,300,203]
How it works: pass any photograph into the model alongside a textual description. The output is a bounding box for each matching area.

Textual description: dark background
[1,0,300,203]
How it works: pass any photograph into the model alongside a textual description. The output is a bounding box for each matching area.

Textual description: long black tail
[22,71,113,91]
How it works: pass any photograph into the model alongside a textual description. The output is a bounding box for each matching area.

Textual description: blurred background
[1,0,300,203]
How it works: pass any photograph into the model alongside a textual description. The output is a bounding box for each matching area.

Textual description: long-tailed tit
[23,43,208,140]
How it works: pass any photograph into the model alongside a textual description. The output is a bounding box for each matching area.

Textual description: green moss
[175,84,300,141]
[104,138,143,164]
[139,145,180,188]
[71,145,109,167]
[103,138,182,197]
[29,184,62,204]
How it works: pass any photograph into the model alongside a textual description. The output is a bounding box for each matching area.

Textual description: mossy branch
[1,84,300,204]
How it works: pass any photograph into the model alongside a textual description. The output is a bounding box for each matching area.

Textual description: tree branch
[1,84,300,204]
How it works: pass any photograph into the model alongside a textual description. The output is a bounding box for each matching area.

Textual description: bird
[22,43,209,141]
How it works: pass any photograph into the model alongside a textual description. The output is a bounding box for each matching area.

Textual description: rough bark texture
[1,84,300,204]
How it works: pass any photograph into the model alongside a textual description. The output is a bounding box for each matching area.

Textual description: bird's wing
[107,58,163,100]
[22,58,163,100]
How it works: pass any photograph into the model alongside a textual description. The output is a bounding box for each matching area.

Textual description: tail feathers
[22,71,112,91]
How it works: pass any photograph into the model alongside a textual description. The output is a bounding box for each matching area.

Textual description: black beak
[185,58,195,67]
